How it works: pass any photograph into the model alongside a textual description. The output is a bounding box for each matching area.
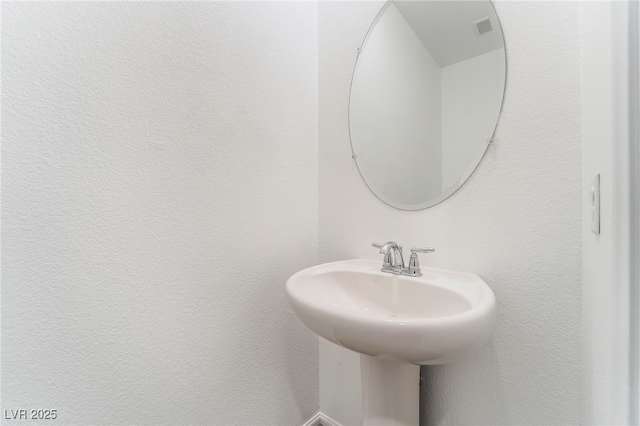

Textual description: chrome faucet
[372,241,435,277]
[372,241,405,274]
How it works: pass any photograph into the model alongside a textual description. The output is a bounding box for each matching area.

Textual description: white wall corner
[302,412,344,426]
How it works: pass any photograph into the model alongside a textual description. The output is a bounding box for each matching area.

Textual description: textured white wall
[319,1,582,425]
[2,2,319,424]
[350,2,442,206]
[441,49,505,191]
[580,2,614,424]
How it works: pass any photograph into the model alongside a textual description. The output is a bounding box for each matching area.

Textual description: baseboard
[302,411,343,426]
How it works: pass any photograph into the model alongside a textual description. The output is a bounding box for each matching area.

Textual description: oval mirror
[349,0,506,210]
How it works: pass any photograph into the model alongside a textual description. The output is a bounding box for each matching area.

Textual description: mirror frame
[348,0,508,210]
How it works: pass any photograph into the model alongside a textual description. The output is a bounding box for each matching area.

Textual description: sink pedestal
[360,355,419,426]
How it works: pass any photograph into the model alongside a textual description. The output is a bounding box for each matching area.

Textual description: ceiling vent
[472,17,493,35]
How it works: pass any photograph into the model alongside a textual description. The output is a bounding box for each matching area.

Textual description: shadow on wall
[420,337,504,425]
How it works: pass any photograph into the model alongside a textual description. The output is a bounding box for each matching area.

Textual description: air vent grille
[473,17,493,35]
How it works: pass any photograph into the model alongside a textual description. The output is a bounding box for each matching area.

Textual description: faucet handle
[372,242,394,270]
[411,247,435,254]
[404,247,435,277]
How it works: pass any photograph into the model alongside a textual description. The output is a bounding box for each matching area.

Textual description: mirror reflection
[349,0,506,210]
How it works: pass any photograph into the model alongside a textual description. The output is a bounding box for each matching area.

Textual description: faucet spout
[377,241,399,255]
[372,241,405,273]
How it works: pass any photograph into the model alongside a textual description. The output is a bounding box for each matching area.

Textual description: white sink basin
[286,259,496,365]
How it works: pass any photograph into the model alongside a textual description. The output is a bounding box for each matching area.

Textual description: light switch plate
[591,173,600,234]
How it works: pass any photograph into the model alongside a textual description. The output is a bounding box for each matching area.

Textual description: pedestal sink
[285,259,496,426]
